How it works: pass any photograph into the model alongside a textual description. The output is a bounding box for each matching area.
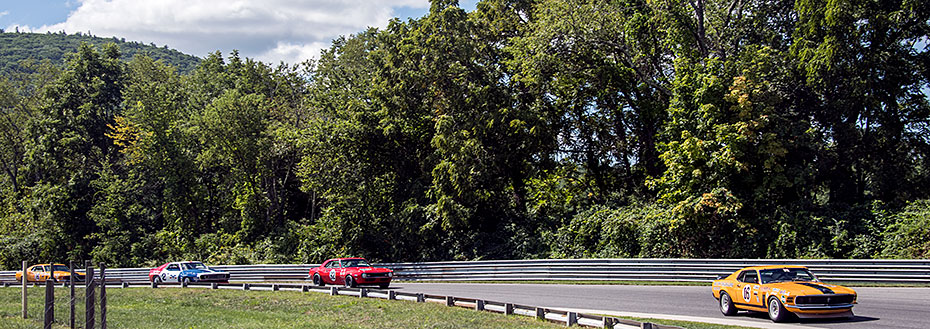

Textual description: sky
[0,0,478,64]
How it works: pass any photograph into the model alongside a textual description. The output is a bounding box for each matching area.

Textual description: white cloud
[0,11,8,19]
[24,0,430,64]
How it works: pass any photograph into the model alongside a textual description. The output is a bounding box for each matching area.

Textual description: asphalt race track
[393,283,930,329]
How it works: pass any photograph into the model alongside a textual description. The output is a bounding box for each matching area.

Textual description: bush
[881,200,930,259]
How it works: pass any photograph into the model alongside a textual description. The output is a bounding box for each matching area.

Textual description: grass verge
[0,286,566,329]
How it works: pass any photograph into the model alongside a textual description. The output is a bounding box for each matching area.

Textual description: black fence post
[44,278,54,329]
[100,262,106,329]
[70,261,75,329]
[85,261,95,329]
[22,260,27,319]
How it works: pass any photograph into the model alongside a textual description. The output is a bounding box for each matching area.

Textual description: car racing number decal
[329,269,336,281]
[742,285,752,302]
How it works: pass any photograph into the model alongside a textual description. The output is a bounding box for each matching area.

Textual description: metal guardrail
[2,259,928,284]
[0,280,682,328]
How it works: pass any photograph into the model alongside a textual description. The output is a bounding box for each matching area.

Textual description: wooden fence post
[85,261,95,329]
[100,262,106,329]
[44,278,54,329]
[70,261,75,329]
[22,260,27,319]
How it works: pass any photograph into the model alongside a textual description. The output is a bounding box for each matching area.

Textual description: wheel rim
[720,294,730,312]
[314,275,321,285]
[769,299,779,318]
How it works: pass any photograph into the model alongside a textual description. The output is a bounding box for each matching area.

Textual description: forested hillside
[1,0,928,269]
[0,31,200,74]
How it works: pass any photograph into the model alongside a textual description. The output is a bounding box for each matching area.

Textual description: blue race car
[150,261,230,284]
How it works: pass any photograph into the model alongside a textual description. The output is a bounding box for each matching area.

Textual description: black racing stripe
[795,282,835,294]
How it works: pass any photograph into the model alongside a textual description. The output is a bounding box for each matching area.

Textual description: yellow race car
[712,265,856,322]
[14,264,85,283]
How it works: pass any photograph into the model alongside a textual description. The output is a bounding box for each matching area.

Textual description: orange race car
[712,265,856,322]
[15,264,85,283]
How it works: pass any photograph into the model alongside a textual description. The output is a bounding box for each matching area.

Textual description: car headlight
[387,272,393,278]
[361,273,370,278]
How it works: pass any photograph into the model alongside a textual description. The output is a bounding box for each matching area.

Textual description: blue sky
[0,1,478,64]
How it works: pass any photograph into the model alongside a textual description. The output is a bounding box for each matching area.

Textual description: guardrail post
[330,287,338,296]
[416,293,425,303]
[44,278,54,329]
[272,284,279,291]
[567,312,577,326]
[122,282,129,288]
[476,300,485,311]
[535,307,545,320]
[151,281,158,288]
[243,283,250,290]
[505,303,513,315]
[640,323,654,329]
[445,296,454,307]
[301,285,309,292]
[360,288,368,298]
[388,290,396,300]
[211,283,218,290]
[181,280,188,288]
[603,317,615,328]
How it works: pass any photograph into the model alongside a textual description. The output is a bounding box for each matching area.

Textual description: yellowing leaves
[105,113,151,164]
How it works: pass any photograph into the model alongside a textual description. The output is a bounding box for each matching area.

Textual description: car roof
[738,265,809,271]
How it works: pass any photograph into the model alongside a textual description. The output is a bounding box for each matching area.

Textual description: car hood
[180,268,228,275]
[767,281,856,295]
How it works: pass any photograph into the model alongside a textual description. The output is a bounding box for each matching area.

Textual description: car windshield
[342,259,371,268]
[760,268,819,284]
[52,265,69,272]
[182,262,208,270]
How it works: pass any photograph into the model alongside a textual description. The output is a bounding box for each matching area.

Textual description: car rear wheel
[313,274,324,286]
[344,276,356,288]
[719,292,737,316]
[768,296,789,322]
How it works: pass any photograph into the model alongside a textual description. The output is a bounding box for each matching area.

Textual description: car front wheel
[153,276,162,283]
[768,296,789,322]
[313,274,324,286]
[719,291,737,316]
[182,277,192,284]
[344,276,356,288]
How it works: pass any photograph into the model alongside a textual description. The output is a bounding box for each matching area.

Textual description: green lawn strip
[0,287,563,329]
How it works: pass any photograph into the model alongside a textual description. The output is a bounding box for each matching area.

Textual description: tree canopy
[1,0,928,268]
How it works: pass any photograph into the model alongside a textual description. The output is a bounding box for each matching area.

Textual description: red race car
[309,258,393,288]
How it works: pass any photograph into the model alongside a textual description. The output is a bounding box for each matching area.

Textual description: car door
[161,263,182,281]
[735,270,763,308]
[323,260,340,284]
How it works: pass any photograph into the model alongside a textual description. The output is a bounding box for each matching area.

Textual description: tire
[153,276,162,283]
[719,292,738,316]
[378,283,390,289]
[313,274,325,286]
[768,296,789,322]
[344,276,356,288]
[182,277,192,284]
